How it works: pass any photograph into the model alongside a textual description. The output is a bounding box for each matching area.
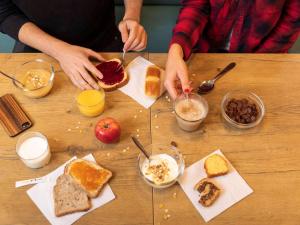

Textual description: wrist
[49,41,71,60]
[169,43,184,59]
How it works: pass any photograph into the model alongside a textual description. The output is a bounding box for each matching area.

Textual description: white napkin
[119,56,165,108]
[178,150,253,222]
[27,154,115,225]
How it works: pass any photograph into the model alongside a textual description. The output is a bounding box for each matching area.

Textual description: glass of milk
[16,132,51,169]
[174,93,209,132]
[138,144,185,188]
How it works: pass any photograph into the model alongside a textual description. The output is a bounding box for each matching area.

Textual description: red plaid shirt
[171,0,300,60]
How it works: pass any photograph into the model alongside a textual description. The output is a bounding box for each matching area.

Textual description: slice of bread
[145,65,161,99]
[194,178,220,207]
[204,154,229,177]
[65,159,112,198]
[95,58,128,91]
[53,174,91,217]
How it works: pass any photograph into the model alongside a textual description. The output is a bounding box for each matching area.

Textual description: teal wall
[0,4,299,53]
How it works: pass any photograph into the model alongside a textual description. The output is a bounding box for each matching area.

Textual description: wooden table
[1,53,300,225]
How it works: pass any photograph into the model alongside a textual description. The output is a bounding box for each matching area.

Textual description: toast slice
[65,159,112,198]
[53,174,91,217]
[145,65,161,99]
[204,154,229,177]
[194,178,220,207]
[95,58,128,91]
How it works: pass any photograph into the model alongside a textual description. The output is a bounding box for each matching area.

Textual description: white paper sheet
[27,154,115,225]
[119,56,165,108]
[178,150,253,222]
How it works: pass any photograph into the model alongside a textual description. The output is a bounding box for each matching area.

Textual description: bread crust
[96,58,128,91]
[65,159,112,198]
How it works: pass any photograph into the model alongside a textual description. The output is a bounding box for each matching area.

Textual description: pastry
[204,154,229,177]
[145,65,161,98]
[194,178,220,207]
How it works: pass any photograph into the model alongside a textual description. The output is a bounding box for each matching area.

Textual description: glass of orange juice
[76,89,105,117]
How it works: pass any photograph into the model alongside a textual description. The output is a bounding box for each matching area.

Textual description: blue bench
[1,1,299,53]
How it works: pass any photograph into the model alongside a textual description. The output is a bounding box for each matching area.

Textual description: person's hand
[118,19,147,52]
[164,44,191,100]
[55,44,105,90]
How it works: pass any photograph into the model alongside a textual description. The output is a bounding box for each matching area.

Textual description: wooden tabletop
[0,53,300,225]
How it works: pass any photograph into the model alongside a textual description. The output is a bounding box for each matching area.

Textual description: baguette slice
[53,174,91,217]
[204,154,229,177]
[95,58,128,91]
[65,159,112,198]
[145,65,161,99]
[194,178,220,207]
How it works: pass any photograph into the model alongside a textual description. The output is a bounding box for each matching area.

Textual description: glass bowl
[13,59,55,98]
[138,144,185,189]
[221,91,265,129]
[174,93,209,132]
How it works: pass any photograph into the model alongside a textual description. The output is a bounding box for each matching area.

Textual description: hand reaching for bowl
[56,44,105,90]
[118,19,147,52]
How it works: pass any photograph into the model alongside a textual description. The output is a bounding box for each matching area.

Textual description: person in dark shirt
[164,0,300,99]
[0,0,147,90]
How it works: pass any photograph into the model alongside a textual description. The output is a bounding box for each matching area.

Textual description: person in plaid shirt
[165,0,300,99]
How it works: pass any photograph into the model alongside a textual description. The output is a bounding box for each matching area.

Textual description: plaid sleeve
[0,0,29,40]
[170,0,210,60]
[256,0,300,53]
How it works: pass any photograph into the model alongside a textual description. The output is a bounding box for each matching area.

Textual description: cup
[76,89,105,117]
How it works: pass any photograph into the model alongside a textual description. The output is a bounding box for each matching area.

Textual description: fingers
[72,70,93,90]
[84,60,103,79]
[124,25,138,51]
[164,79,178,100]
[135,32,147,51]
[118,21,129,43]
[86,49,106,62]
[77,67,99,90]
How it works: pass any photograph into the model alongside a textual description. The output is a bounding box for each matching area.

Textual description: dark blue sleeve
[0,0,29,40]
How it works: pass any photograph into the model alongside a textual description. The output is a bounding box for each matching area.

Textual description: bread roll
[145,65,161,98]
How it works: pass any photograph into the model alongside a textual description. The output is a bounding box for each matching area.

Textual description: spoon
[115,49,126,73]
[131,136,150,160]
[197,62,236,94]
[0,69,25,88]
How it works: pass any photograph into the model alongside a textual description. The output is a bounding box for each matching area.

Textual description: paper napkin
[178,150,253,222]
[27,154,115,225]
[119,56,165,108]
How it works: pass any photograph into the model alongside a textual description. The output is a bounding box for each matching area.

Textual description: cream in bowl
[13,59,55,98]
[138,144,184,188]
[16,132,51,169]
[174,93,208,131]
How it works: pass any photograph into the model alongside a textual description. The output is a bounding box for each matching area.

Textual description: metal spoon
[115,49,126,72]
[131,136,150,159]
[0,69,25,88]
[197,62,236,94]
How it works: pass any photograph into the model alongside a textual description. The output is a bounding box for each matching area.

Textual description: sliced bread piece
[65,159,112,198]
[145,65,161,99]
[194,178,220,207]
[204,154,229,177]
[53,174,91,217]
[95,58,128,91]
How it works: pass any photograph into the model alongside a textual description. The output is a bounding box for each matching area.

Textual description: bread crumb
[79,130,82,133]
[164,209,169,213]
[155,126,159,129]
[154,114,158,118]
[167,99,171,102]
[67,128,71,132]
[77,121,81,124]
[136,134,140,138]
[122,149,127,153]
[134,115,137,119]
[139,110,143,113]
[75,126,79,129]
[173,192,177,198]
[159,203,164,209]
[106,153,110,157]
[136,129,140,132]
[172,111,175,114]
[126,147,130,150]
[54,138,59,142]
[192,73,196,77]
[163,214,171,220]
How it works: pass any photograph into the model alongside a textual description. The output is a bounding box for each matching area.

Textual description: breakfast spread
[141,154,179,185]
[95,59,128,91]
[53,159,112,217]
[225,98,258,124]
[175,94,208,131]
[204,154,229,178]
[145,65,162,99]
[54,174,91,217]
[194,178,221,207]
[16,132,51,169]
[76,89,105,117]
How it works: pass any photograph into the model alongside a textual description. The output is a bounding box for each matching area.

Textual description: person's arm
[18,22,104,90]
[256,0,300,53]
[165,0,209,99]
[118,0,147,51]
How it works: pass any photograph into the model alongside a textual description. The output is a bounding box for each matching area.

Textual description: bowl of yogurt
[138,144,185,188]
[174,93,208,132]
[16,131,51,169]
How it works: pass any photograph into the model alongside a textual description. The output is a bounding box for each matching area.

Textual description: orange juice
[76,89,105,117]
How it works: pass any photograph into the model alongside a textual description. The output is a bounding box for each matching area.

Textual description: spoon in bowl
[197,62,236,94]
[131,136,151,160]
[0,69,25,88]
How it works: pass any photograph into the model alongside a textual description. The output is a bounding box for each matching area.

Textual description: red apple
[95,117,121,144]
